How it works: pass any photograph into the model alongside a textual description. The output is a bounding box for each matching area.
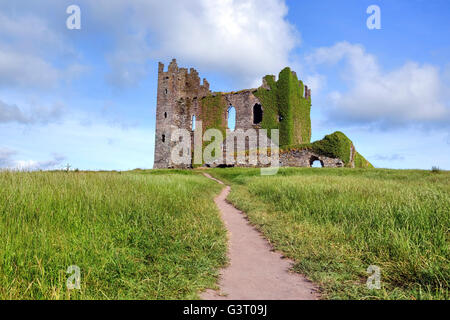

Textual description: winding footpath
[201,173,319,300]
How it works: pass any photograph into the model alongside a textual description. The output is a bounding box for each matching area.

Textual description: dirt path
[201,173,319,300]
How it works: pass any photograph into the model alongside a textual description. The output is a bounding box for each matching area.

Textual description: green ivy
[311,131,353,164]
[254,68,311,146]
[354,152,374,168]
[199,94,227,164]
[281,131,374,168]
[200,93,227,137]
[196,70,372,169]
[293,80,312,146]
[254,75,278,139]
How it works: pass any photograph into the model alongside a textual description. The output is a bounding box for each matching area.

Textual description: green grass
[2,167,448,300]
[0,170,227,299]
[208,167,450,300]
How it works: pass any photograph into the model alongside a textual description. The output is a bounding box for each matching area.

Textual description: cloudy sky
[0,0,449,170]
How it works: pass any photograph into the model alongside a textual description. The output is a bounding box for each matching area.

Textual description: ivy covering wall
[197,70,372,169]
[200,93,227,138]
[198,93,227,163]
[310,131,353,164]
[254,68,311,146]
[354,152,374,168]
[281,131,374,168]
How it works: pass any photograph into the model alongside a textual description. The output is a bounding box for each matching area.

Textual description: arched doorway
[310,156,324,168]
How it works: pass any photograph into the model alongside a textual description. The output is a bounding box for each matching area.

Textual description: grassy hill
[0,167,448,300]
[209,167,449,299]
[0,170,226,299]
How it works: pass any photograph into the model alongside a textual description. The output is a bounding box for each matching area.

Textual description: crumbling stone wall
[279,150,344,168]
[153,59,372,169]
[154,59,210,169]
[154,59,277,169]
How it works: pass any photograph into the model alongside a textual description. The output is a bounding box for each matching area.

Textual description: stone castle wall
[154,59,210,168]
[153,59,346,169]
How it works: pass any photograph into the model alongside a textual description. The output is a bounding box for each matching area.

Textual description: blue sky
[0,0,449,170]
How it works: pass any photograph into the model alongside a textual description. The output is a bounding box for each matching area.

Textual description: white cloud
[0,12,70,56]
[0,11,86,89]
[105,32,153,87]
[0,98,155,170]
[306,42,450,129]
[0,46,87,89]
[0,147,66,170]
[14,154,67,171]
[88,0,299,88]
[304,73,326,95]
[0,99,65,124]
[0,1,298,88]
[0,48,60,88]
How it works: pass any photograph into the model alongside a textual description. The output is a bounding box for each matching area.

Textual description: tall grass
[0,170,226,299]
[210,167,450,299]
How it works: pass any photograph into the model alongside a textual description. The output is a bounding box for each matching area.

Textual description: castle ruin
[153,59,373,169]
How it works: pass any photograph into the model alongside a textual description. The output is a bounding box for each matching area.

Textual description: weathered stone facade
[153,59,348,169]
[279,150,344,168]
[153,59,210,169]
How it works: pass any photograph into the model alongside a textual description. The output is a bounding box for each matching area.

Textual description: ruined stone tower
[153,59,375,169]
[153,59,211,169]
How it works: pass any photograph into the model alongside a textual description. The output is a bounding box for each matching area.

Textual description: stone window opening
[310,156,324,168]
[227,106,236,131]
[164,112,167,119]
[162,134,166,143]
[164,88,168,94]
[192,115,196,131]
[253,104,263,124]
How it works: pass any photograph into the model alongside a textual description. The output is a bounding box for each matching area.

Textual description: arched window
[228,106,236,131]
[164,112,167,119]
[162,134,166,143]
[253,104,263,124]
[192,115,196,131]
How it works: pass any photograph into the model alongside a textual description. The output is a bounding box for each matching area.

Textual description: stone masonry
[153,59,344,169]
